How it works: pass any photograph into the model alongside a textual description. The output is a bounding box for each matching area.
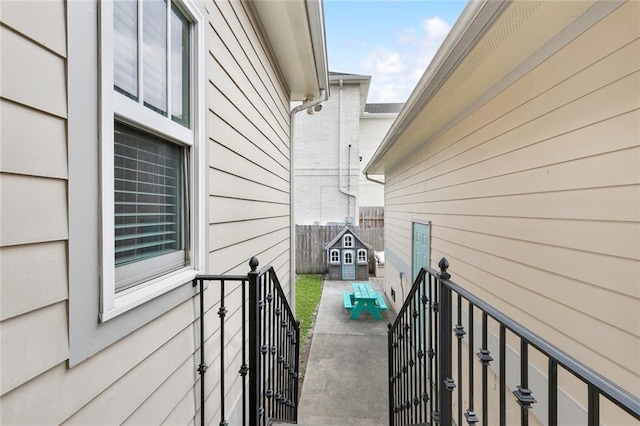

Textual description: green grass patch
[295,274,323,353]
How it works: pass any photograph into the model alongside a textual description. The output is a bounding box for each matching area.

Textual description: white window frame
[357,249,367,264]
[329,249,340,264]
[343,250,354,265]
[343,234,353,248]
[99,0,205,321]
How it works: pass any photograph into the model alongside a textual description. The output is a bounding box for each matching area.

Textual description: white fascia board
[250,0,329,101]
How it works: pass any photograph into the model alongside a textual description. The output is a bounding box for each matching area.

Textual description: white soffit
[250,0,328,101]
[365,0,602,175]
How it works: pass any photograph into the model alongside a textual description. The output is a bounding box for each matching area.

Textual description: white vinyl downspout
[290,89,327,313]
[338,79,358,224]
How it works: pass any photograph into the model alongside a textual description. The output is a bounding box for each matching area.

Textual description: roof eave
[249,0,329,102]
[364,0,508,175]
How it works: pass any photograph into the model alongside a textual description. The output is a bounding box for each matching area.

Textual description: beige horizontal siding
[0,26,66,117]
[208,83,289,172]
[207,2,288,135]
[209,216,289,252]
[209,197,289,224]
[209,144,289,194]
[0,174,68,246]
[202,0,293,423]
[384,1,640,402]
[0,300,195,424]
[0,0,66,57]
[160,389,197,425]
[216,0,289,114]
[0,302,69,395]
[208,112,289,181]
[208,234,290,276]
[208,61,288,155]
[62,325,195,425]
[0,100,67,179]
[0,241,68,321]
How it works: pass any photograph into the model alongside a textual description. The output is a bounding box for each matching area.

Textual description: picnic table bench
[343,282,388,320]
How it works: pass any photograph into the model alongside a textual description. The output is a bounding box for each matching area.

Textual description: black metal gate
[388,257,640,426]
[193,257,300,426]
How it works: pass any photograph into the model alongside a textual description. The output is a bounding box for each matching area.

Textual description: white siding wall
[384,2,639,418]
[1,0,295,424]
[359,115,396,206]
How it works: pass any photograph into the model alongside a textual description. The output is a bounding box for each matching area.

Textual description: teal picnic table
[343,282,388,320]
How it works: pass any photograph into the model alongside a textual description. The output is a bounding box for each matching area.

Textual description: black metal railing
[193,257,300,426]
[388,257,640,426]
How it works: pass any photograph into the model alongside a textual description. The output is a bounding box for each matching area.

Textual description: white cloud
[360,47,405,75]
[358,16,453,103]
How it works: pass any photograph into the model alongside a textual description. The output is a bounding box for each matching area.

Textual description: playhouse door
[342,250,356,280]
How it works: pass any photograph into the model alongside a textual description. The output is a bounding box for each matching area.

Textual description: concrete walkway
[295,277,395,425]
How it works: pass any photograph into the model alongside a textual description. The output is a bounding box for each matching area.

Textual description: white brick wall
[294,79,362,225]
[294,77,396,225]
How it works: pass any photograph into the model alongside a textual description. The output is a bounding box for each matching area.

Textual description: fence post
[438,257,453,424]
[248,257,261,426]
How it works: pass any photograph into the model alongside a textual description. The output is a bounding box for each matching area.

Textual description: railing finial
[438,257,451,280]
[249,256,259,271]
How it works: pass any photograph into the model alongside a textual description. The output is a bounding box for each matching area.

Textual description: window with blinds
[110,0,194,292]
[114,123,186,291]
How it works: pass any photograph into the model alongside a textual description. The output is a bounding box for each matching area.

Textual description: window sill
[100,267,202,322]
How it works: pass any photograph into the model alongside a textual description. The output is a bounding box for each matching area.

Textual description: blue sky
[324,0,467,103]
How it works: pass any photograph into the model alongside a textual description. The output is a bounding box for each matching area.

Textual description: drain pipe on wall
[289,89,326,313]
[338,79,358,225]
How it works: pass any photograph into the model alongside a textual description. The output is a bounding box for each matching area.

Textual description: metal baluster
[455,294,465,426]
[514,340,536,425]
[388,323,394,426]
[193,278,207,426]
[293,319,301,421]
[478,312,493,425]
[432,271,439,424]
[419,274,427,423]
[240,278,248,426]
[248,257,261,426]
[275,289,282,420]
[412,295,419,424]
[438,257,453,425]
[466,303,478,424]
[402,310,408,424]
[500,325,506,426]
[588,385,600,426]
[260,273,268,425]
[219,280,228,426]
[548,359,557,426]
[266,276,274,420]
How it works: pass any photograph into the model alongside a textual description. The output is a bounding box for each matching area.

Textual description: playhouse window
[343,234,353,247]
[330,249,340,264]
[357,249,367,264]
[343,251,353,264]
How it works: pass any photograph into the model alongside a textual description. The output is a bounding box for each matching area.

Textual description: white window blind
[114,122,186,290]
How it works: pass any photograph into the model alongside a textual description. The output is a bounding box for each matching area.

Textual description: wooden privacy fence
[359,206,384,228]
[296,225,384,274]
